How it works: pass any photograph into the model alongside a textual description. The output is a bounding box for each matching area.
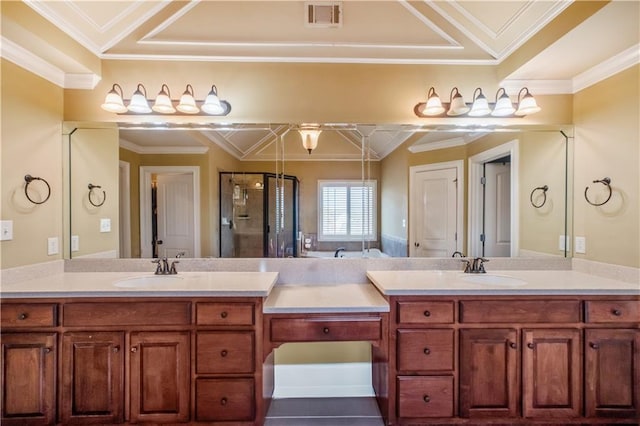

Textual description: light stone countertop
[367,270,640,296]
[0,271,279,298]
[263,283,390,314]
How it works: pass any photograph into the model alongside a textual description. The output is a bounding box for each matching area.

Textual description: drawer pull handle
[220,397,228,406]
[220,311,228,318]
[423,310,431,317]
[423,348,431,355]
[113,346,120,353]
[131,347,138,353]
[221,350,228,357]
[423,395,430,403]
[527,343,535,349]
[18,313,28,320]
[509,342,517,349]
[590,342,599,349]
[612,309,622,316]
[323,327,330,334]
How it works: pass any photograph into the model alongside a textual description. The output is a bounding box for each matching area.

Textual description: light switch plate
[558,235,570,251]
[100,218,111,233]
[47,237,59,255]
[71,235,79,252]
[0,220,13,241]
[575,236,586,254]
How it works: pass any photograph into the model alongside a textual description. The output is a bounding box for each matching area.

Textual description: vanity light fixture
[298,125,322,154]
[414,86,541,118]
[100,83,231,116]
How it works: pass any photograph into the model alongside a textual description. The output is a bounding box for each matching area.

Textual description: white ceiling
[19,0,640,159]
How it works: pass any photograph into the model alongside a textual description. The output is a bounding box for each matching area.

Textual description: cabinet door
[1,333,56,425]
[460,329,518,418]
[585,329,639,418]
[61,332,124,424]
[129,331,190,423]
[522,329,581,418]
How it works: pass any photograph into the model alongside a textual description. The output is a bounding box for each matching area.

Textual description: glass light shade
[423,87,445,116]
[491,88,515,116]
[101,84,127,113]
[176,84,199,114]
[468,88,491,117]
[299,129,322,154]
[515,88,541,116]
[152,84,176,113]
[127,84,151,113]
[447,87,470,116]
[201,85,225,115]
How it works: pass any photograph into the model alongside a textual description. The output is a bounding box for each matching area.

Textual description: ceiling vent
[306,2,342,28]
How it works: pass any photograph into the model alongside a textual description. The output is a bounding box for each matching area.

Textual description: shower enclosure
[220,172,299,258]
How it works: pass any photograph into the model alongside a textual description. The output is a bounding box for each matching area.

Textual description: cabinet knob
[43,347,51,354]
[221,350,228,357]
[423,348,431,355]
[113,346,120,353]
[589,342,599,350]
[18,313,28,320]
[423,395,430,403]
[509,342,517,349]
[131,346,138,353]
[220,311,228,318]
[423,310,431,317]
[527,342,535,349]
[220,397,228,406]
[323,327,330,334]
[611,308,622,316]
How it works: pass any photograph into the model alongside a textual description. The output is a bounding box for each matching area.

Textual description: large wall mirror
[64,122,573,260]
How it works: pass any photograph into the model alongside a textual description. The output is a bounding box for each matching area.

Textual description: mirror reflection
[66,123,572,260]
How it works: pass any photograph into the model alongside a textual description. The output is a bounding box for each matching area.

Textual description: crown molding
[65,73,101,89]
[572,43,640,93]
[500,79,574,95]
[1,36,65,87]
[119,138,208,155]
[408,133,485,153]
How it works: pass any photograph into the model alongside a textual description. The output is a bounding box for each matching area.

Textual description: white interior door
[156,173,195,258]
[484,162,511,257]
[412,167,459,257]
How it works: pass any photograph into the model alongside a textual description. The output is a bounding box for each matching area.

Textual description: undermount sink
[460,274,527,286]
[113,275,184,288]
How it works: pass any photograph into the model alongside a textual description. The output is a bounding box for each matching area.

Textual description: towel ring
[24,174,51,205]
[584,177,612,206]
[529,185,549,208]
[88,183,106,207]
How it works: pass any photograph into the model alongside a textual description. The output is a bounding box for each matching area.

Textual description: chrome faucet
[152,255,180,275]
[334,247,346,258]
[462,257,489,273]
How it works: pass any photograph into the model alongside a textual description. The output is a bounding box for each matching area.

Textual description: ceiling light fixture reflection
[101,83,231,116]
[414,86,541,118]
[298,125,322,154]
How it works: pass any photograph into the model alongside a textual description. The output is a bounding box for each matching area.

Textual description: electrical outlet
[0,220,13,241]
[558,235,570,251]
[71,235,80,252]
[100,218,111,233]
[47,237,59,255]
[575,236,586,254]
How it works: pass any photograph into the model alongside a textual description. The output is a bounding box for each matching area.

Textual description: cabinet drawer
[397,376,454,418]
[63,302,190,326]
[196,332,254,374]
[397,301,454,324]
[196,302,255,326]
[397,329,454,372]
[270,316,382,342]
[585,300,639,323]
[1,303,57,327]
[196,378,255,422]
[460,300,580,323]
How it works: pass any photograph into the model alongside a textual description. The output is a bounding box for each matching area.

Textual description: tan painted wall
[1,59,64,268]
[573,65,639,268]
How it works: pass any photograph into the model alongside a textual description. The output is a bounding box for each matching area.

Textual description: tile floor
[264,397,385,426]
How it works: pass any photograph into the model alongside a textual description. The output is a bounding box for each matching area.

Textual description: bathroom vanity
[1,269,638,425]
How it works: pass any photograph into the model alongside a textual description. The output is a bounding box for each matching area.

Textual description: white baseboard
[273,362,374,399]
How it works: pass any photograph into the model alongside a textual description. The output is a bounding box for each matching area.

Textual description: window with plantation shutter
[318,180,377,241]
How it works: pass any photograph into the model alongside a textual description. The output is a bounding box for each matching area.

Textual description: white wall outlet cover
[0,220,13,241]
[100,218,111,233]
[47,237,59,255]
[575,236,586,254]
[71,235,80,252]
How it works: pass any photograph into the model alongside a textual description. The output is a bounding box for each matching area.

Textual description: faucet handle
[151,258,163,275]
[169,260,179,275]
[461,259,472,273]
[476,257,489,273]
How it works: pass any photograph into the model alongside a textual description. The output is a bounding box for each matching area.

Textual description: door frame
[468,140,519,257]
[140,166,201,258]
[409,160,464,257]
[119,160,131,258]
